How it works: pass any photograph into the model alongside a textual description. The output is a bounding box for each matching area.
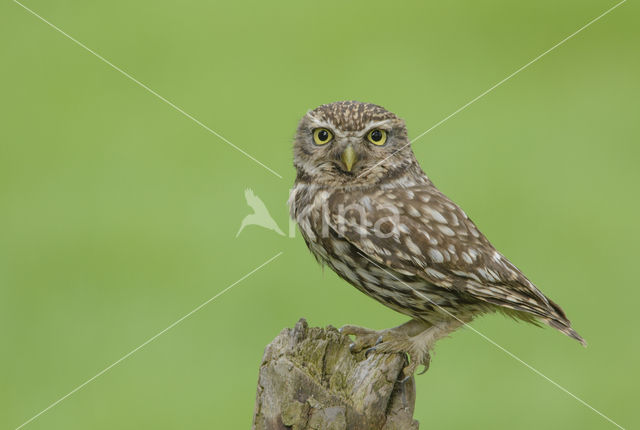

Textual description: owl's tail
[463,277,586,346]
[542,298,587,347]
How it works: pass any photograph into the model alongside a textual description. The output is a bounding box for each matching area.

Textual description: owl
[288,101,585,379]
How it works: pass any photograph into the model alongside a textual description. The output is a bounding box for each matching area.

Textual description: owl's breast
[289,184,333,262]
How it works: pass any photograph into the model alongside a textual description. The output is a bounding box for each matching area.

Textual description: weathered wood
[252,319,419,430]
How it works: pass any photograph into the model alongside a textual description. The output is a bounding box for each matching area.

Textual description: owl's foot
[401,351,431,382]
[339,324,391,353]
[355,319,465,380]
[339,319,433,375]
[364,334,431,381]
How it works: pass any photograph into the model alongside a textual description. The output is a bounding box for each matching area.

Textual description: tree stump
[252,318,419,430]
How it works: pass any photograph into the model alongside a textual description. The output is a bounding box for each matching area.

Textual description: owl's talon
[399,373,412,384]
[405,351,431,377]
[365,346,377,358]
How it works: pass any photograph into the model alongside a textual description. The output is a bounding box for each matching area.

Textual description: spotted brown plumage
[289,101,585,378]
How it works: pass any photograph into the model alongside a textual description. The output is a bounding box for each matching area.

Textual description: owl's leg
[339,319,429,353]
[371,318,466,380]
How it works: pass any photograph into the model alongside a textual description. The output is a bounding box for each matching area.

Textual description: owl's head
[293,101,423,187]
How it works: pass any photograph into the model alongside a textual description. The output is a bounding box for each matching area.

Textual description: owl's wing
[326,185,580,336]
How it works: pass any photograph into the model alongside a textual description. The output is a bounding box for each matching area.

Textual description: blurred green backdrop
[1,0,638,428]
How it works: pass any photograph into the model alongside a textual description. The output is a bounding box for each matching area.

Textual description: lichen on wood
[252,319,419,430]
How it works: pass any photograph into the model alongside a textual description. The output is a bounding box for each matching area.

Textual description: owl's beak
[341,144,357,172]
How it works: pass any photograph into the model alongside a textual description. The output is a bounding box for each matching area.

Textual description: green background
[1,0,637,428]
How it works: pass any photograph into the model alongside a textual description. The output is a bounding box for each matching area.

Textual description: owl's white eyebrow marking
[306,115,347,137]
[306,116,332,129]
[306,115,393,138]
[355,119,394,137]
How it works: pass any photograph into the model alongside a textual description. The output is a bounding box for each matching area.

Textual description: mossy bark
[252,319,419,430]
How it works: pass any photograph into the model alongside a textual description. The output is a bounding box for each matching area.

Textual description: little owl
[288,101,584,379]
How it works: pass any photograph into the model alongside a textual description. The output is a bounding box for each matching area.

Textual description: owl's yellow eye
[313,128,333,145]
[367,129,387,146]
